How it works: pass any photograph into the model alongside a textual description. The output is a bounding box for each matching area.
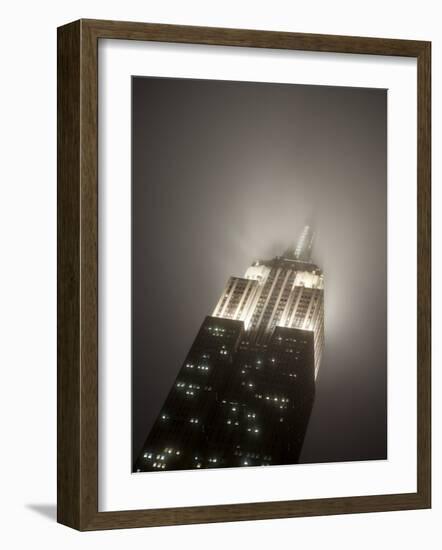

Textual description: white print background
[100,39,416,511]
[0,1,440,549]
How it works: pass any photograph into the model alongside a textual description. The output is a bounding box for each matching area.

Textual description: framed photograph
[57,19,431,530]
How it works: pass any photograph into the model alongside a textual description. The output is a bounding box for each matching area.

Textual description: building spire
[294,225,314,261]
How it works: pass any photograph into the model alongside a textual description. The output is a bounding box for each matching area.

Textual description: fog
[132,76,387,464]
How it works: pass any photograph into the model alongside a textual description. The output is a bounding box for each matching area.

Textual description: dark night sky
[132,76,387,466]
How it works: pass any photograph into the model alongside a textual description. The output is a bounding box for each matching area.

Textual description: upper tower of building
[212,226,324,377]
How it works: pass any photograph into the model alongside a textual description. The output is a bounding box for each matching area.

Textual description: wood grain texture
[57,20,81,529]
[84,18,427,56]
[57,19,431,531]
[416,42,431,508]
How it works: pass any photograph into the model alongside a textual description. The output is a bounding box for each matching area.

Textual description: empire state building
[134,226,324,472]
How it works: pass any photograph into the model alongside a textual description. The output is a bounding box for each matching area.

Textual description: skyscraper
[134,226,324,472]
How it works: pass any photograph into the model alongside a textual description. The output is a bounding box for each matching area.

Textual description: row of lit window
[176,382,201,390]
[225,419,260,434]
[144,449,181,461]
[252,394,290,405]
[265,396,289,403]
[164,447,180,456]
[207,331,230,339]
[185,363,210,371]
[207,326,226,333]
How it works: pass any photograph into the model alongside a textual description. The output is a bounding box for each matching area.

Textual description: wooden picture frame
[57,18,431,530]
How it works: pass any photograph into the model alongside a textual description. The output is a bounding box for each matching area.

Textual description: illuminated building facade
[134,226,324,472]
